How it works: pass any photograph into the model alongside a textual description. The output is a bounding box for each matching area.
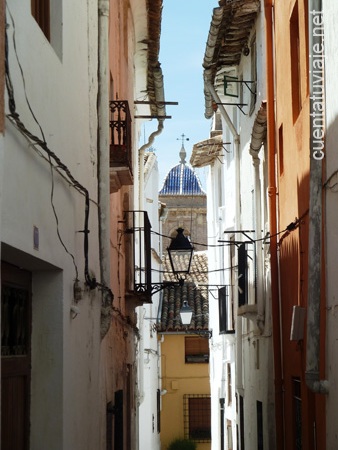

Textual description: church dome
[159,144,205,196]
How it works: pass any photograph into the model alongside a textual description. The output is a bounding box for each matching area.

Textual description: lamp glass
[167,228,193,276]
[180,300,193,325]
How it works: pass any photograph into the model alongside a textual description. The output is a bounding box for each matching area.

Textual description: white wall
[137,152,162,450]
[2,1,102,448]
[207,4,275,449]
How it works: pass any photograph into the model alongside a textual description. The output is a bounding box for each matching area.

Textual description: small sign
[33,226,39,250]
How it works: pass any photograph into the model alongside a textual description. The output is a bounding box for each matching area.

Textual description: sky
[143,0,217,189]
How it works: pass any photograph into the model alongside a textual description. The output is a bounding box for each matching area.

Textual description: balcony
[109,100,133,193]
[125,210,153,305]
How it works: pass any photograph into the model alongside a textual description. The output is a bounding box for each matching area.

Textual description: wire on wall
[5,8,112,301]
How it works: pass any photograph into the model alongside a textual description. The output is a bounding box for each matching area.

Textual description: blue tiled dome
[159,145,205,195]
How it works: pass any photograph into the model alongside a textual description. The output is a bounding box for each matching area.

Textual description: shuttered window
[185,336,209,363]
[219,285,235,334]
[238,243,248,307]
[31,0,50,41]
[184,395,211,442]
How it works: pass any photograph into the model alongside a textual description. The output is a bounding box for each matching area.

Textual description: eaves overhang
[249,101,267,155]
[145,0,166,119]
[190,134,223,168]
[203,0,260,119]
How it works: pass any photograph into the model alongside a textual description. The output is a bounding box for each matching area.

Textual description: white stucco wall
[2,1,102,449]
[206,4,275,449]
[137,151,162,450]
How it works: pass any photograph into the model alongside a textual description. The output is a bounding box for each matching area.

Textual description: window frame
[219,285,235,334]
[31,0,50,41]
[184,336,209,364]
[183,394,211,443]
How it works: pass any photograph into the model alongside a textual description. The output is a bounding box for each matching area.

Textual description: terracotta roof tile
[158,252,209,333]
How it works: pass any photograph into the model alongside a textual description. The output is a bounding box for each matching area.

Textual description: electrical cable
[151,266,236,275]
[5,9,113,301]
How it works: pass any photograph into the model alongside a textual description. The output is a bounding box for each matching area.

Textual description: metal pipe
[138,68,165,211]
[98,0,112,339]
[305,0,328,395]
[264,0,285,447]
[205,81,241,227]
[249,103,267,332]
[205,81,239,139]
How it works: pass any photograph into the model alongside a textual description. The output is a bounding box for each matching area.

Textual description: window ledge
[237,304,258,319]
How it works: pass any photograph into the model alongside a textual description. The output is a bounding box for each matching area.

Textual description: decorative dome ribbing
[159,145,205,195]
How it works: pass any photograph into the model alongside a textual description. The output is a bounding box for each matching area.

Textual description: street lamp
[167,228,194,283]
[179,299,213,339]
[179,300,193,325]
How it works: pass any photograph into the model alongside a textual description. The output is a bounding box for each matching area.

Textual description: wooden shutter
[31,0,50,41]
[238,243,248,306]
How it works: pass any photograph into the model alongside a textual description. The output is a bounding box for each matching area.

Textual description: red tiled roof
[157,252,209,333]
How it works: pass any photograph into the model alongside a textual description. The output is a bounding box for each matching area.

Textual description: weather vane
[177,133,189,146]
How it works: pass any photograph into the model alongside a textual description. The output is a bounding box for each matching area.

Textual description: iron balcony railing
[109,100,132,172]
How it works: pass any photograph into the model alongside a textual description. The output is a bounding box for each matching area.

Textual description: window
[227,363,232,405]
[185,336,209,363]
[257,401,263,450]
[239,395,245,450]
[31,0,50,40]
[184,395,211,442]
[238,243,248,307]
[290,2,301,120]
[220,399,225,450]
[227,420,233,450]
[31,0,62,59]
[219,285,235,334]
[157,389,161,434]
[278,124,284,175]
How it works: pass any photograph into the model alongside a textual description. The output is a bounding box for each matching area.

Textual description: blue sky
[143,0,217,189]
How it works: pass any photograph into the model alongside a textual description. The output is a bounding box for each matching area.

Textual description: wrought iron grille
[219,285,235,334]
[109,100,132,171]
[1,285,29,356]
[183,394,211,442]
[125,210,152,301]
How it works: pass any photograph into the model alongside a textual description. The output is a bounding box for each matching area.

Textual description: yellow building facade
[160,333,211,450]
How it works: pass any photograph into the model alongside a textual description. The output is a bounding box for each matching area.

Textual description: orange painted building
[266,0,326,448]
[101,1,166,448]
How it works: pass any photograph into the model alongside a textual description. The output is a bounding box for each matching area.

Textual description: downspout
[264,0,284,447]
[139,119,164,211]
[249,103,267,332]
[137,119,163,407]
[204,82,243,398]
[205,81,241,226]
[98,0,112,339]
[137,68,165,406]
[138,67,165,211]
[305,0,329,395]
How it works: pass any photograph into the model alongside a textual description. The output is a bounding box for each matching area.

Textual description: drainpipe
[205,81,244,401]
[205,81,241,226]
[264,0,284,447]
[98,0,112,339]
[139,119,164,210]
[137,119,163,405]
[249,103,267,332]
[137,68,165,407]
[305,0,328,395]
[138,68,165,211]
